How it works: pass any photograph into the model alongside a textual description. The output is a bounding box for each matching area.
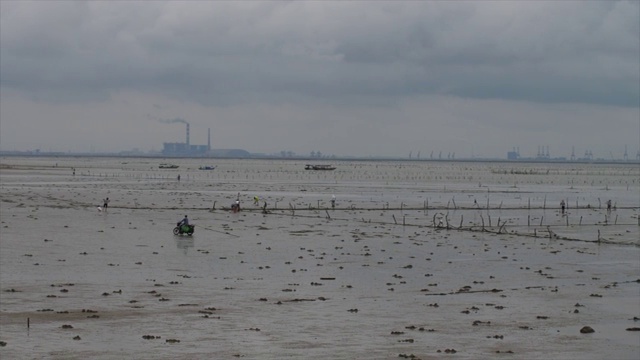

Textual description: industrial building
[160,122,251,158]
[162,122,211,156]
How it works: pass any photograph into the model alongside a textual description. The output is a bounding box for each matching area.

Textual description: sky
[1,1,639,159]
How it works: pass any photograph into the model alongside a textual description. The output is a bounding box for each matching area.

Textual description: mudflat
[1,157,638,359]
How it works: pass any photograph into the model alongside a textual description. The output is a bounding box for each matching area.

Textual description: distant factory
[162,121,211,156]
[161,119,250,157]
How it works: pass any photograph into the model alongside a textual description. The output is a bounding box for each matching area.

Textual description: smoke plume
[158,118,188,125]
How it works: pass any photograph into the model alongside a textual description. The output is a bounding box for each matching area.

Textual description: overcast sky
[1,1,638,159]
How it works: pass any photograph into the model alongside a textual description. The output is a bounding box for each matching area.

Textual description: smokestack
[186,123,190,146]
[208,128,211,151]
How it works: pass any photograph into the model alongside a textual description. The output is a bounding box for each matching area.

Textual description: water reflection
[175,237,194,254]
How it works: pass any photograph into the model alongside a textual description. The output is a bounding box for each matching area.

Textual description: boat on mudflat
[159,163,179,169]
[305,164,336,171]
[198,166,216,170]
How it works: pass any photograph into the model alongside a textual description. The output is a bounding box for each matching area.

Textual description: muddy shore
[1,157,638,359]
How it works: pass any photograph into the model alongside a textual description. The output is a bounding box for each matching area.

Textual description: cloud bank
[1,1,638,157]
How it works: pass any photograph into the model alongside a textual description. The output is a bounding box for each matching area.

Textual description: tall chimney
[208,128,211,151]
[186,123,190,146]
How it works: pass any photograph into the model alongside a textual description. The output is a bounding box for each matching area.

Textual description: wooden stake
[498,221,506,234]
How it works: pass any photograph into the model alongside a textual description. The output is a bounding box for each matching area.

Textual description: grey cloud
[0,1,638,108]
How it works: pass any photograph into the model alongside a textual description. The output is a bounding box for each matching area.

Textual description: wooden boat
[159,163,179,169]
[198,166,216,170]
[305,164,336,171]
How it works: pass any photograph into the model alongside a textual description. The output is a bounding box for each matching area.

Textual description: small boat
[159,163,179,169]
[198,166,216,170]
[305,164,336,171]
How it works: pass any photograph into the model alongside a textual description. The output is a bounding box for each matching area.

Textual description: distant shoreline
[1,151,639,166]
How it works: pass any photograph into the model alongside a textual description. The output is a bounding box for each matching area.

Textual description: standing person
[606,199,612,212]
[254,196,260,206]
[103,197,110,210]
[330,194,336,209]
[560,199,565,215]
[177,174,181,181]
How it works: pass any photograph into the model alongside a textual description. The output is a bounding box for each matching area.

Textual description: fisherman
[254,196,260,206]
[103,197,110,210]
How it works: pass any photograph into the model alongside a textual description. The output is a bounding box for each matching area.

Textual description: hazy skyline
[1,1,639,158]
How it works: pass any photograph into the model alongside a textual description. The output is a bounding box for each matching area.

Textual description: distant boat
[159,163,179,169]
[198,165,216,170]
[305,164,336,171]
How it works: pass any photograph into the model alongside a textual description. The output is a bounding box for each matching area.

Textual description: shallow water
[1,157,639,359]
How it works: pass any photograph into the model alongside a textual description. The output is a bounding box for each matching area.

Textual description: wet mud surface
[1,157,639,359]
